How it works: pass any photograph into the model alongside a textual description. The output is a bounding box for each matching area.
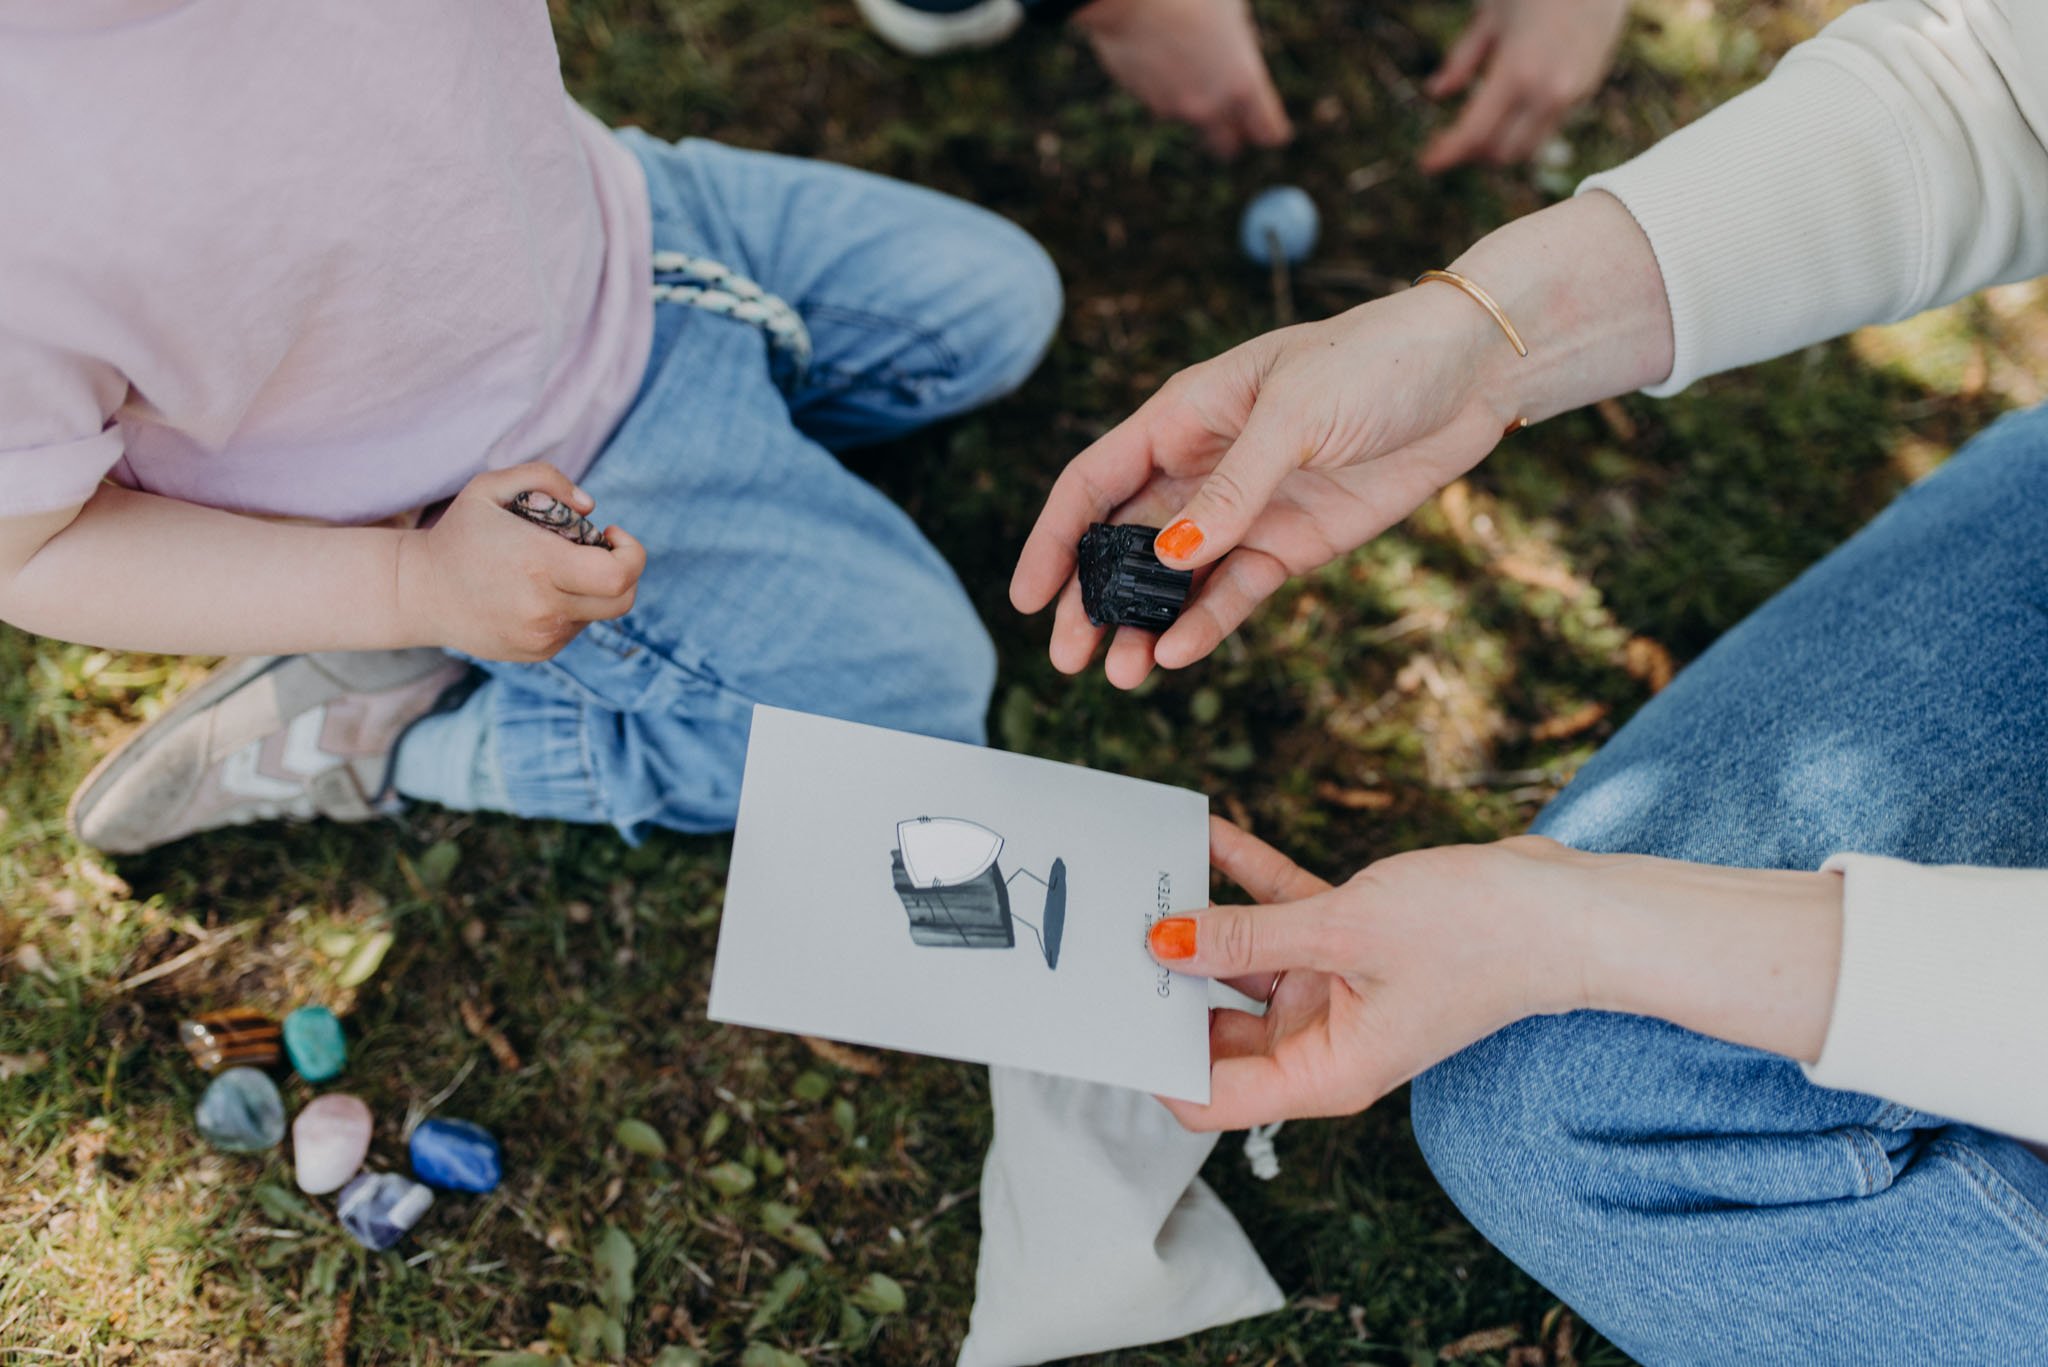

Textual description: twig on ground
[111,921,256,994]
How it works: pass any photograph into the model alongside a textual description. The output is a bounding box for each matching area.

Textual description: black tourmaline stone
[1078,522,1193,630]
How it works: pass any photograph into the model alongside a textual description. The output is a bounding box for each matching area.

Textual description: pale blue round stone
[195,1066,285,1153]
[1239,186,1320,265]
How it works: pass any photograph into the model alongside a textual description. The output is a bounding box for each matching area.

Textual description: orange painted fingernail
[1149,917,1198,960]
[1156,520,1204,560]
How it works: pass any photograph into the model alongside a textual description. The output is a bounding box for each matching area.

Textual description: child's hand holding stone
[397,462,644,662]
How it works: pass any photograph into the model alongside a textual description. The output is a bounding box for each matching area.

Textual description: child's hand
[397,463,646,661]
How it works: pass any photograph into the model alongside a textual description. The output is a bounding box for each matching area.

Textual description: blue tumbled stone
[408,1116,502,1194]
[281,1005,347,1083]
[1239,186,1320,266]
[336,1171,434,1251]
[195,1066,285,1153]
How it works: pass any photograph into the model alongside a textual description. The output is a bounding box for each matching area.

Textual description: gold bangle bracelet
[1413,268,1529,358]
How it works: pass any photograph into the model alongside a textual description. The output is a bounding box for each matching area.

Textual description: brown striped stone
[179,1009,281,1073]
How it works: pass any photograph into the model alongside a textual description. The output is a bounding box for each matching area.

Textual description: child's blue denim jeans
[1414,402,2048,1362]
[394,133,1058,836]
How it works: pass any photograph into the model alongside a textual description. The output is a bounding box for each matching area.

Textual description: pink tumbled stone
[292,1094,373,1195]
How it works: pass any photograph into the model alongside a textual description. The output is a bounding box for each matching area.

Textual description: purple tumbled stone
[336,1171,433,1251]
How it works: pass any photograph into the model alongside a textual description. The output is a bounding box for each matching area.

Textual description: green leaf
[758,1147,787,1178]
[701,1110,731,1149]
[741,1344,806,1367]
[791,1071,830,1103]
[599,1314,625,1360]
[702,1160,756,1197]
[852,1272,907,1316]
[568,1304,614,1358]
[651,1349,706,1367]
[415,839,462,890]
[839,1302,868,1342]
[482,1354,559,1367]
[1207,740,1257,771]
[831,1097,856,1145]
[252,1182,326,1230]
[746,1265,808,1335]
[593,1224,636,1313]
[334,926,395,988]
[1189,687,1223,725]
[778,1222,830,1259]
[305,1242,348,1299]
[615,1117,669,1159]
[759,1201,801,1234]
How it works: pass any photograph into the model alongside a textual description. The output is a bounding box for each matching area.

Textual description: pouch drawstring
[651,249,812,386]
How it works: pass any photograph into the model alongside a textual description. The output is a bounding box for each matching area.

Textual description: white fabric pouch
[957,1066,1285,1366]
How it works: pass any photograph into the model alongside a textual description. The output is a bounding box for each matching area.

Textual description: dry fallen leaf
[1622,636,1677,692]
[0,1051,48,1081]
[1223,794,1255,833]
[459,998,522,1072]
[801,1036,883,1077]
[1594,396,1638,441]
[1439,1325,1521,1360]
[324,1286,352,1367]
[1437,480,1479,547]
[1529,701,1609,743]
[1314,781,1395,811]
[1492,552,1591,600]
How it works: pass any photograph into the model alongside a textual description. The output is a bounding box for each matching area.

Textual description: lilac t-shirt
[0,0,652,524]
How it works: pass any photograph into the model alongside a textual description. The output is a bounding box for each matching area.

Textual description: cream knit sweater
[1579,0,2047,1141]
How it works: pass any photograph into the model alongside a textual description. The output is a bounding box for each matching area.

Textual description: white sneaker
[67,650,471,855]
[854,0,1024,56]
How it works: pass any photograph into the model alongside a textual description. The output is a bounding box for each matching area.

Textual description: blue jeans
[1411,404,2048,1362]
[395,135,1059,837]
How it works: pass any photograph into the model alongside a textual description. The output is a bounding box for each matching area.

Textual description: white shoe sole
[854,0,1024,56]
[65,655,287,851]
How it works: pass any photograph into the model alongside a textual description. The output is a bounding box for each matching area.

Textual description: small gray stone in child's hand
[507,490,613,550]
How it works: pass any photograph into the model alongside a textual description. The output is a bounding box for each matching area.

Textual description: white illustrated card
[708,706,1214,1102]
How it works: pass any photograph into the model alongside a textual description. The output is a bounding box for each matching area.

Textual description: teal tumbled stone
[195,1066,285,1153]
[282,1006,347,1083]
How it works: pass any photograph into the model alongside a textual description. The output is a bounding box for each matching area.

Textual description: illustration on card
[890,817,1067,970]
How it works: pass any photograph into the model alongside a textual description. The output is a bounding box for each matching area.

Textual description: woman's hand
[1071,0,1292,159]
[1158,821,1584,1130]
[397,462,646,662]
[1009,192,1674,689]
[1419,0,1632,173]
[1151,822,1844,1132]
[1010,284,1515,688]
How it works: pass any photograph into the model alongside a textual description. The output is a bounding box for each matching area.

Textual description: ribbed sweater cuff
[1578,55,1927,396]
[1805,853,2048,1142]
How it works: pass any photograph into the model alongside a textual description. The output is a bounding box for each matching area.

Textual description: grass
[1,1,2037,1362]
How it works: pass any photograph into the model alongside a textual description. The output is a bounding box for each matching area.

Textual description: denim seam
[795,299,962,378]
[494,703,607,823]
[1842,1127,1887,1196]
[1927,1136,2048,1259]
